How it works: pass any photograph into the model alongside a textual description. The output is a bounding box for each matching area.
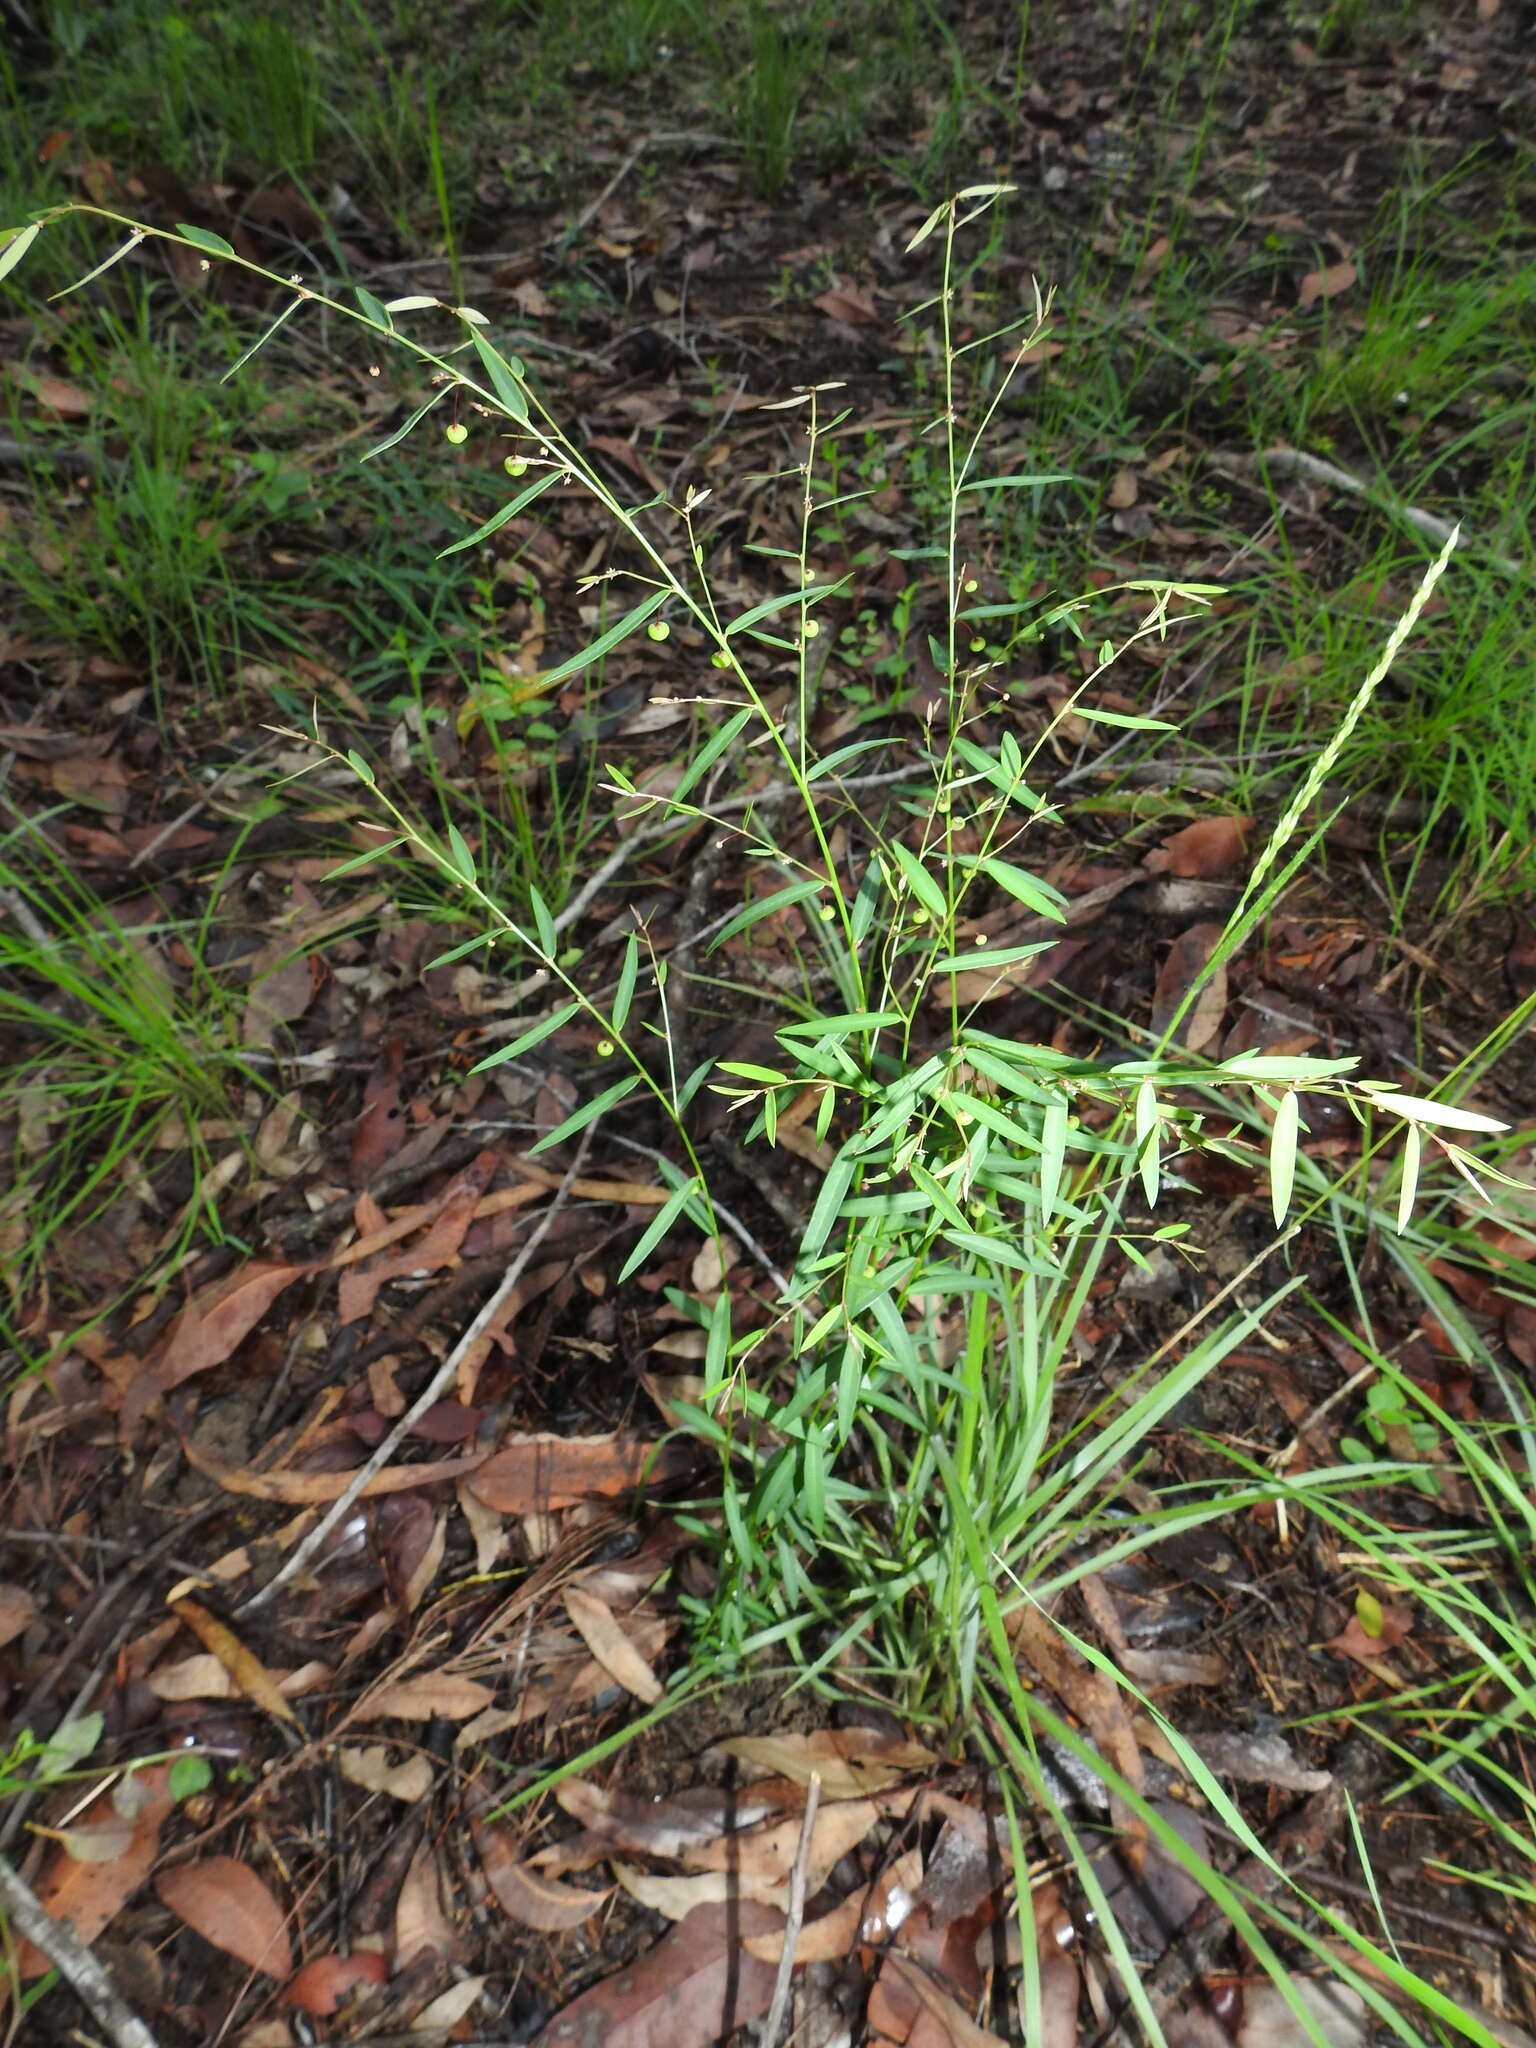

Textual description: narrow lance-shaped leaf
[1397,1122,1422,1236]
[362,388,450,463]
[1270,1088,1300,1229]
[527,886,556,959]
[469,326,530,423]
[610,933,640,1033]
[1135,1079,1160,1207]
[1362,1086,1507,1135]
[539,590,667,687]
[354,284,393,331]
[670,705,754,806]
[724,581,847,637]
[527,1074,643,1156]
[618,1175,701,1282]
[709,877,826,953]
[886,839,947,920]
[0,221,41,284]
[437,469,562,558]
[472,1001,580,1073]
[446,824,476,885]
[1040,1097,1067,1223]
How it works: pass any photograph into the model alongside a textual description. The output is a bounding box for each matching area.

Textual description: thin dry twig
[762,1769,821,2048]
[237,1127,596,1616]
[0,1853,161,2048]
[1218,446,1526,579]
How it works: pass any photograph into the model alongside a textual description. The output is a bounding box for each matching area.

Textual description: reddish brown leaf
[469,1433,697,1513]
[358,1674,495,1722]
[1151,923,1227,1053]
[529,1901,782,2048]
[283,1950,388,2016]
[813,284,880,326]
[1298,259,1358,309]
[9,368,93,418]
[18,1766,174,1978]
[1107,468,1139,510]
[156,1262,307,1395]
[1144,817,1253,879]
[1504,1301,1536,1372]
[475,1817,611,1931]
[180,1436,486,1502]
[338,1151,497,1325]
[881,1953,1011,2048]
[351,1038,407,1183]
[155,1856,293,1979]
[1321,1601,1413,1664]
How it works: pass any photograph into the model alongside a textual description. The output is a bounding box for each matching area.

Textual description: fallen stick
[0,1853,161,2048]
[1220,446,1526,579]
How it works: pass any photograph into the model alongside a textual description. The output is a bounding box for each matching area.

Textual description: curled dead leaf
[469,1432,697,1513]
[476,1818,611,1931]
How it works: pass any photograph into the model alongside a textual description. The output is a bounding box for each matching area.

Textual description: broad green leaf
[724,581,847,638]
[41,1713,103,1773]
[383,293,441,311]
[469,327,529,422]
[471,1000,579,1072]
[437,469,561,557]
[175,223,235,259]
[527,1073,642,1155]
[618,1175,701,1281]
[539,590,667,686]
[354,284,392,330]
[886,839,947,920]
[1135,1079,1160,1206]
[716,1062,791,1084]
[446,824,476,885]
[1040,1097,1067,1222]
[169,1754,212,1802]
[1270,1089,1299,1228]
[0,221,41,284]
[345,749,376,785]
[1397,1122,1422,1235]
[611,933,640,1032]
[710,877,826,952]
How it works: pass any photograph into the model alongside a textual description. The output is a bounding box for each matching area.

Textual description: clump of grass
[14,188,1532,2046]
[1,288,313,709]
[0,810,262,1339]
